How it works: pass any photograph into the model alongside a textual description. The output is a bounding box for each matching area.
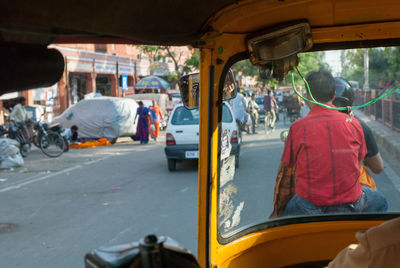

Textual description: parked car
[53,97,138,143]
[165,103,240,171]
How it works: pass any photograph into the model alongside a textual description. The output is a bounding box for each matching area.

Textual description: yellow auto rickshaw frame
[196,1,400,267]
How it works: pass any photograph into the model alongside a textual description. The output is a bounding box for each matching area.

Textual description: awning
[0,92,20,100]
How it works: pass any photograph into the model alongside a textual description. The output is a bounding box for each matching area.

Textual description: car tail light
[166,133,176,145]
[231,130,239,143]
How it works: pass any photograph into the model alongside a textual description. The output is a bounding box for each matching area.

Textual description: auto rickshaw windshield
[217,47,400,240]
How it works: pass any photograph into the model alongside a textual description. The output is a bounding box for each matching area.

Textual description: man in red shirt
[281,70,387,216]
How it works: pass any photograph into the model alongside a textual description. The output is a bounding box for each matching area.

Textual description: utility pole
[363,48,370,91]
[340,50,346,77]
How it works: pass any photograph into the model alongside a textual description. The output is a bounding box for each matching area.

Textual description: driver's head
[333,77,354,107]
[304,70,336,103]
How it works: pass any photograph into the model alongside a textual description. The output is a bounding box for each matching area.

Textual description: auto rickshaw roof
[1,0,400,46]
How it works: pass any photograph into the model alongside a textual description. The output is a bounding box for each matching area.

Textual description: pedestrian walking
[149,100,163,141]
[263,89,278,130]
[247,93,259,134]
[135,101,150,144]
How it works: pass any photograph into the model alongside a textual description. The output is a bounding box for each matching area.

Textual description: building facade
[0,44,194,124]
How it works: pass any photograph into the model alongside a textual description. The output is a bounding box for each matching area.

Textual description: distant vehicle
[165,103,240,171]
[53,97,138,143]
[172,94,181,104]
[348,80,361,90]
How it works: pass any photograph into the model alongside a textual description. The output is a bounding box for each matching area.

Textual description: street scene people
[61,125,79,143]
[1,42,400,268]
[135,101,150,144]
[8,96,31,141]
[263,89,278,129]
[279,70,388,216]
[149,100,163,141]
[247,93,259,134]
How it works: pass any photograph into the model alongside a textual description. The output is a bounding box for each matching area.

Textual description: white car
[164,103,240,171]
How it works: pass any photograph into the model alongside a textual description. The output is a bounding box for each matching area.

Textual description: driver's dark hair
[19,96,26,103]
[305,70,335,102]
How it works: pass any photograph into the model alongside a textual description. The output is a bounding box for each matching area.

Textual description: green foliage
[297,52,331,74]
[233,60,258,77]
[342,47,400,89]
[232,52,330,88]
[184,49,200,73]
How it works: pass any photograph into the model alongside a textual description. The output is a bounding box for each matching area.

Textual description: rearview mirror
[179,71,238,109]
[179,73,200,109]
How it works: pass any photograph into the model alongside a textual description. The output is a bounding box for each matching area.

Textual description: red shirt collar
[309,103,337,115]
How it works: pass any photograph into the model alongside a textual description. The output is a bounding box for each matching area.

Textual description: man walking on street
[247,93,259,134]
[263,89,278,129]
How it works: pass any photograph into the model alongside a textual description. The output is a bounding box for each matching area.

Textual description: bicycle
[264,110,276,133]
[32,122,66,158]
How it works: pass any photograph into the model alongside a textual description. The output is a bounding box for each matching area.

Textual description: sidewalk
[355,110,400,175]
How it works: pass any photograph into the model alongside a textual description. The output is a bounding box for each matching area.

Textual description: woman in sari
[149,100,164,141]
[135,101,150,144]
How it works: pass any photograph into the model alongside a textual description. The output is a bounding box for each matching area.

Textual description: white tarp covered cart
[53,97,138,140]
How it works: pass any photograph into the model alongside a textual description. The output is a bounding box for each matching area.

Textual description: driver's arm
[359,120,384,174]
[365,153,384,174]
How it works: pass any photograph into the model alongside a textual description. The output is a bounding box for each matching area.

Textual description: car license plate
[185,151,199,158]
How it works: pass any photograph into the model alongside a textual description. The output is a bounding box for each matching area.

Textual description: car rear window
[255,97,263,105]
[171,107,200,125]
[221,104,233,123]
[172,105,233,125]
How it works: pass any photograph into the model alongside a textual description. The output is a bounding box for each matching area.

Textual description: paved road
[0,137,198,267]
[0,115,399,267]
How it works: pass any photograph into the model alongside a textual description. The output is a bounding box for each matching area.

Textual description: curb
[355,110,400,164]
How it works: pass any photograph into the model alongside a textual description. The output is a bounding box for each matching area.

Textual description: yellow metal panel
[196,2,400,266]
[205,0,400,35]
[312,21,400,44]
[213,220,384,267]
[197,34,247,267]
[197,48,212,268]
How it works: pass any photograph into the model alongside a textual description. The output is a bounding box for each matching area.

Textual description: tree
[282,51,331,87]
[138,45,165,75]
[184,49,200,73]
[138,46,199,88]
[342,48,397,89]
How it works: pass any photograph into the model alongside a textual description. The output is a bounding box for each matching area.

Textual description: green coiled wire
[290,67,400,111]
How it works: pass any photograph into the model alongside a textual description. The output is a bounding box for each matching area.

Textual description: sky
[324,50,342,76]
